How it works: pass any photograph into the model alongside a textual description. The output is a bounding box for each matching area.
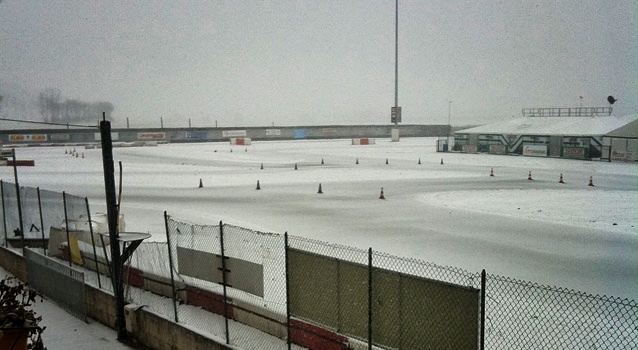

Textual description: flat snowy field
[3,137,637,300]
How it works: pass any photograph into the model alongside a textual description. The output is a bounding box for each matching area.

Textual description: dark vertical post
[160,117,164,129]
[1,181,7,247]
[480,269,486,350]
[219,221,230,344]
[394,0,399,127]
[368,247,373,350]
[126,117,129,129]
[100,115,127,340]
[36,188,46,255]
[62,191,72,267]
[12,149,25,254]
[85,197,101,288]
[163,211,179,322]
[284,232,291,350]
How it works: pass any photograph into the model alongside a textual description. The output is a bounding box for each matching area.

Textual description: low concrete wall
[0,246,234,350]
[0,246,26,280]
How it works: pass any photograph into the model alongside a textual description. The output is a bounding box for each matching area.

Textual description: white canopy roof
[457,114,638,137]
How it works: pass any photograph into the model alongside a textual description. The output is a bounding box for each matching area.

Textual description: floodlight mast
[394,0,398,127]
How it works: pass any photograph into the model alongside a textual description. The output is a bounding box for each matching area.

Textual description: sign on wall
[489,144,507,154]
[462,145,477,153]
[523,144,547,157]
[138,132,166,140]
[186,131,207,140]
[293,129,306,139]
[9,134,47,142]
[222,130,247,138]
[562,147,586,159]
[265,129,281,136]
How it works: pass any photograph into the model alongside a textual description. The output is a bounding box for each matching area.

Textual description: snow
[3,137,637,302]
[0,265,135,349]
[456,114,638,135]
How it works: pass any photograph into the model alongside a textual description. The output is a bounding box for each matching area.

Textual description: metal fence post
[368,247,373,350]
[163,211,179,322]
[1,180,7,247]
[219,221,230,345]
[62,191,72,267]
[85,197,101,288]
[480,269,486,350]
[285,232,291,350]
[12,149,25,254]
[36,188,46,255]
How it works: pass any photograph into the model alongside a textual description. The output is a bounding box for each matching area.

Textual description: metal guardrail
[522,107,612,117]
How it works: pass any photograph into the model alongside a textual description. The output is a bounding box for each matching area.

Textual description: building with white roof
[453,113,638,161]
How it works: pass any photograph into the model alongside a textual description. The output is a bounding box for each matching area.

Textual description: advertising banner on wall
[222,130,247,138]
[9,134,47,142]
[462,145,477,153]
[186,131,207,140]
[523,144,547,157]
[138,132,166,140]
[265,129,281,136]
[49,133,70,141]
[293,129,306,139]
[561,147,586,159]
[489,144,507,154]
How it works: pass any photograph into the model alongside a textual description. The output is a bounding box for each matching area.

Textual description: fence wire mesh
[165,216,297,349]
[372,251,480,350]
[485,273,637,349]
[1,180,637,350]
[287,235,370,348]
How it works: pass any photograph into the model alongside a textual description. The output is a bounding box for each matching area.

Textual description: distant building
[453,114,638,162]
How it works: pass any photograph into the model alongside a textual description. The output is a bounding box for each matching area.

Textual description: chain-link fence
[0,181,89,257]
[1,182,636,350]
[485,274,637,349]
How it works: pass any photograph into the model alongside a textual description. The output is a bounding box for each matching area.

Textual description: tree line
[38,88,114,124]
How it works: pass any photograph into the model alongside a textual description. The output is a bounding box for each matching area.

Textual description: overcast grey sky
[1,0,636,128]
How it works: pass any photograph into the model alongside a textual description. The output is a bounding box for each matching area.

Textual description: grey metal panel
[24,248,86,322]
[177,246,264,297]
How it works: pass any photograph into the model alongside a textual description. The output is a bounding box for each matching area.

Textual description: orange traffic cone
[256,180,261,190]
[317,183,323,194]
[559,174,565,184]
[528,171,533,181]
[490,168,494,177]
[199,178,204,188]
[588,176,594,186]
[379,187,385,200]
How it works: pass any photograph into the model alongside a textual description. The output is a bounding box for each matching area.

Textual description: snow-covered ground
[3,137,637,300]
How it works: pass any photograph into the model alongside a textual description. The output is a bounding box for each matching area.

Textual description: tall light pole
[394,0,398,125]
[447,101,452,146]
[390,0,401,141]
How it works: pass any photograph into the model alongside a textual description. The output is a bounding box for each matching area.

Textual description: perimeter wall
[0,124,449,145]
